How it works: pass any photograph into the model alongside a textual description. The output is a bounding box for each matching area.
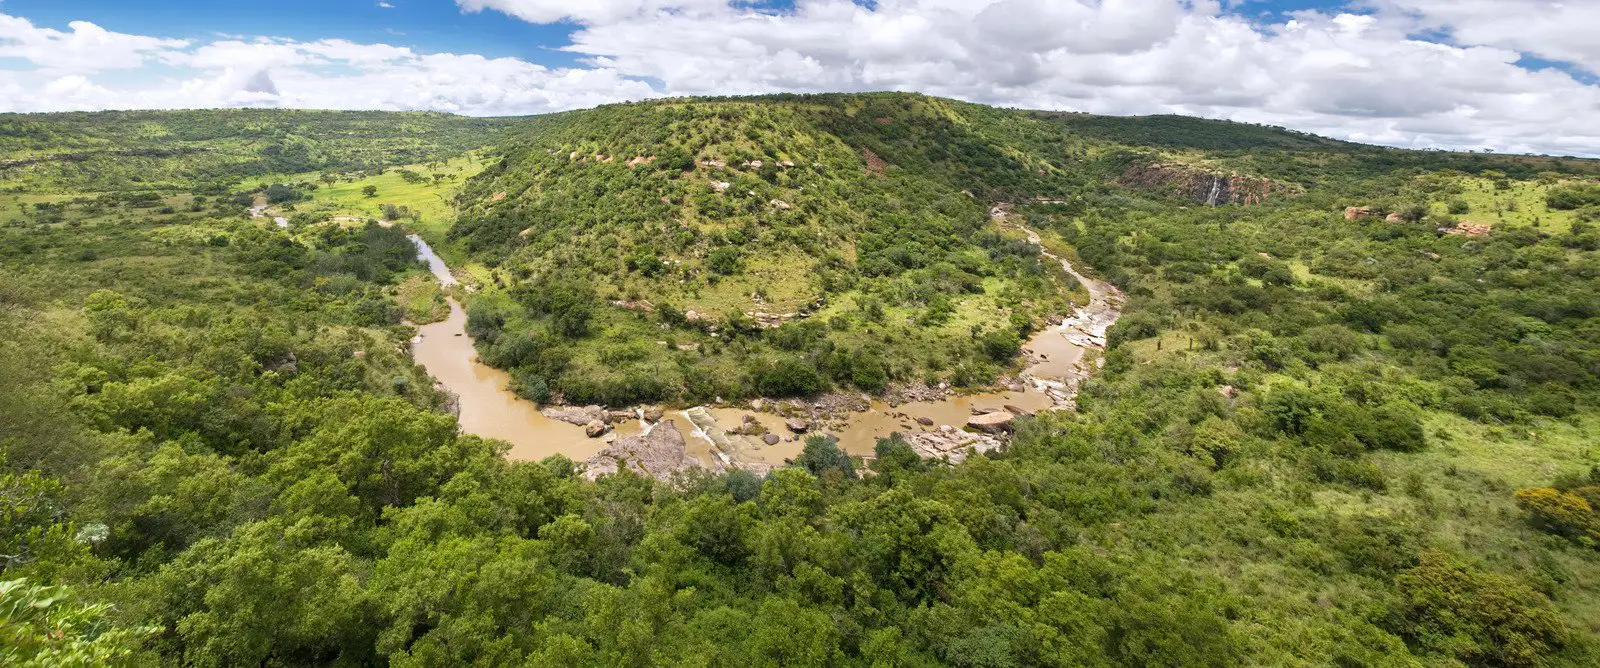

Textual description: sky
[2,0,1598,156]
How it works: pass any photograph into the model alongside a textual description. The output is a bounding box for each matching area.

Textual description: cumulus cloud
[0,14,187,72]
[1368,0,1600,75]
[2,2,1599,156]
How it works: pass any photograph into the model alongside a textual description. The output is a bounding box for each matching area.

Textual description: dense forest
[3,93,1600,666]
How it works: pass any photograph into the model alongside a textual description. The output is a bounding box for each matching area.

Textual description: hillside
[446,95,1096,405]
[2,95,1600,666]
[0,109,517,193]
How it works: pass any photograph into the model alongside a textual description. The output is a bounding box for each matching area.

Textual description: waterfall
[1205,177,1224,207]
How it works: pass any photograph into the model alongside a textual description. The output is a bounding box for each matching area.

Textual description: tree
[754,357,824,397]
[0,579,155,667]
[362,185,378,198]
[795,435,855,479]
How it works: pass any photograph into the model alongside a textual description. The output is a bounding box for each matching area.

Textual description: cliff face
[1119,162,1282,206]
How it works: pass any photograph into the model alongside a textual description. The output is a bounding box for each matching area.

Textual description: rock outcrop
[906,426,1003,464]
[542,405,607,426]
[1119,162,1284,206]
[966,411,1015,434]
[583,420,696,480]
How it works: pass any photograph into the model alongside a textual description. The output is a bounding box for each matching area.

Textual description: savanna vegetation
[2,93,1599,666]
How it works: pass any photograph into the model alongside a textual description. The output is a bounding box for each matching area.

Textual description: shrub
[1393,551,1568,666]
[1514,487,1599,547]
[979,330,1020,362]
[795,435,855,479]
[1447,198,1470,214]
[705,247,742,275]
[754,357,824,397]
[1546,184,1600,210]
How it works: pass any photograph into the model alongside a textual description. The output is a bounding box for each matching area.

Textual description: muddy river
[400,225,1122,465]
[407,237,629,461]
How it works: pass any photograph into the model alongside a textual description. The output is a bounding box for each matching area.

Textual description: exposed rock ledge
[904,426,1003,464]
[583,420,700,480]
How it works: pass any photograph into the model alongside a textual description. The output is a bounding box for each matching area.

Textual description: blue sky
[1,0,585,65]
[1,0,1597,155]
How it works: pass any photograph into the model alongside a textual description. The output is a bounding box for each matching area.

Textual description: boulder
[1003,405,1032,417]
[1343,206,1375,221]
[905,426,1004,464]
[916,416,935,426]
[643,407,665,423]
[543,405,606,426]
[585,420,608,438]
[583,420,698,481]
[606,410,635,424]
[967,411,1015,434]
[785,419,809,434]
[762,434,781,445]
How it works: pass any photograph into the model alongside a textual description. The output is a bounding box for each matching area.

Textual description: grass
[1288,259,1375,295]
[239,153,489,240]
[1440,177,1584,234]
[394,274,449,324]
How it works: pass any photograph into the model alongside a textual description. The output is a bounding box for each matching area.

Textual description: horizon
[1,1,1598,157]
[3,91,1592,161]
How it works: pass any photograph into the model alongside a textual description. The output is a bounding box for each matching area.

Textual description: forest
[2,93,1599,666]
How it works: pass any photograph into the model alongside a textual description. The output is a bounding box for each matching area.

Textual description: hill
[2,95,1600,666]
[0,108,517,193]
[443,93,1600,408]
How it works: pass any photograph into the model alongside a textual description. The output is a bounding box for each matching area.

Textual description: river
[406,237,630,460]
[399,223,1121,466]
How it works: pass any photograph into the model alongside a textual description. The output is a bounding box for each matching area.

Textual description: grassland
[1439,176,1587,233]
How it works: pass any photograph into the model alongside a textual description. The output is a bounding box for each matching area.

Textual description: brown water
[407,236,627,461]
[413,299,623,460]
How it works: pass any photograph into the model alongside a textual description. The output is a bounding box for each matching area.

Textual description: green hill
[0,108,517,193]
[443,92,1600,407]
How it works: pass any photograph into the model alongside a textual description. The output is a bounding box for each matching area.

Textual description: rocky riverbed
[382,210,1122,481]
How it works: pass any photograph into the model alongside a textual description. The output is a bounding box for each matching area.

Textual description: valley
[4,93,1600,666]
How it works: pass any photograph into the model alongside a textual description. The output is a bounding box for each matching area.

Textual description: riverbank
[392,215,1121,477]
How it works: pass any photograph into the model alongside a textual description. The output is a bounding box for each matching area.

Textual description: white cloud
[455,0,727,25]
[0,14,187,72]
[2,3,1599,156]
[1367,0,1600,75]
[378,2,395,8]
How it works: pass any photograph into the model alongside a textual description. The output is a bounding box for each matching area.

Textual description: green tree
[0,579,154,667]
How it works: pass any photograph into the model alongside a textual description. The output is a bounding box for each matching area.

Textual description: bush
[754,357,824,397]
[264,183,301,204]
[979,330,1020,362]
[1360,403,1426,453]
[795,435,855,479]
[1393,551,1568,666]
[1447,198,1470,214]
[1546,184,1600,210]
[1514,487,1599,547]
[705,247,742,275]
